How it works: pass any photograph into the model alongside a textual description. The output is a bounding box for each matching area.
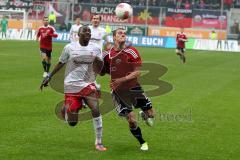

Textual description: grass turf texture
[0,41,239,160]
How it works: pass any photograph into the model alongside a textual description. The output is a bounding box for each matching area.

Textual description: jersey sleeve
[124,47,142,65]
[184,34,187,40]
[102,50,109,60]
[59,45,70,63]
[49,27,58,38]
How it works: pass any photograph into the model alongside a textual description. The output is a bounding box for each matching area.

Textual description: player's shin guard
[130,126,145,145]
[46,63,51,72]
[42,61,47,72]
[93,115,103,145]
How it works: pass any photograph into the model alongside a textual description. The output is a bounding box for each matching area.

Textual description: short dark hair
[78,25,90,36]
[113,28,126,37]
[75,16,81,20]
[91,13,102,21]
[43,16,48,20]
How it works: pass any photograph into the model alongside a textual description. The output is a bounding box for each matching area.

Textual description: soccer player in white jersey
[40,25,107,151]
[69,17,82,42]
[89,14,111,51]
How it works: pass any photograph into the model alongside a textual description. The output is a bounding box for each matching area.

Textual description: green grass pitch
[0,40,239,160]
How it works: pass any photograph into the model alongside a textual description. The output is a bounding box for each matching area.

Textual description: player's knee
[90,107,100,117]
[176,49,179,53]
[68,121,78,127]
[89,103,100,117]
[127,115,137,128]
[66,111,78,126]
[128,120,137,128]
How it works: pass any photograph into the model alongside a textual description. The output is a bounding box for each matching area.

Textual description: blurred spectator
[139,0,146,6]
[176,0,182,8]
[191,0,197,8]
[167,0,176,7]
[234,0,240,8]
[0,0,7,7]
[231,19,239,34]
[149,0,159,6]
[184,0,191,9]
[224,0,233,10]
[198,0,206,9]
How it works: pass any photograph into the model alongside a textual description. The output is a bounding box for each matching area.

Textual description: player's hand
[110,77,126,90]
[40,74,51,91]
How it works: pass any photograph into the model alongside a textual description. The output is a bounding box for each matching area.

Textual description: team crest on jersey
[116,59,121,64]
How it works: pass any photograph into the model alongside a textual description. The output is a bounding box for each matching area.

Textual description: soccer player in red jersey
[100,28,154,151]
[176,28,188,63]
[36,16,58,77]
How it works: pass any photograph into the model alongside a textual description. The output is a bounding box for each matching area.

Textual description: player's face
[181,28,184,33]
[43,18,48,26]
[114,29,126,43]
[79,27,91,42]
[91,15,101,27]
[75,18,80,25]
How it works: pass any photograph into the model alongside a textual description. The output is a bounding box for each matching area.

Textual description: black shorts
[111,86,152,117]
[176,47,185,53]
[40,48,52,58]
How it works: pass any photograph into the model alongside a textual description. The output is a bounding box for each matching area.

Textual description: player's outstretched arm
[40,62,65,90]
[48,33,58,38]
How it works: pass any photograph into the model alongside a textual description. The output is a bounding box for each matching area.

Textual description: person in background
[48,11,56,26]
[185,0,191,9]
[69,17,82,42]
[36,16,58,77]
[176,28,188,63]
[105,23,111,35]
[89,14,111,51]
[1,16,8,39]
[210,30,217,40]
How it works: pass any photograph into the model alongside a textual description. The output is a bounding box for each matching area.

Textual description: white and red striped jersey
[59,42,102,93]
